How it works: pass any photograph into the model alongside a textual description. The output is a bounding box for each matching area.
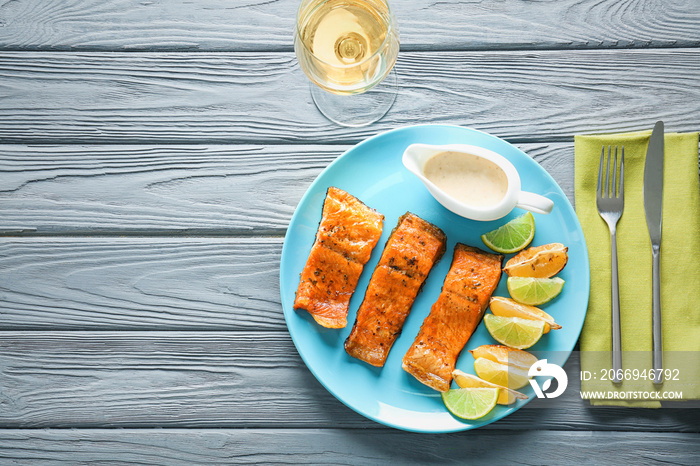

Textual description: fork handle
[610,229,622,383]
[652,245,663,385]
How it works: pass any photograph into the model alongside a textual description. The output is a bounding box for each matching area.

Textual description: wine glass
[294,0,400,127]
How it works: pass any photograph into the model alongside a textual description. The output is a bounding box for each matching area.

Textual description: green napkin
[575,129,700,407]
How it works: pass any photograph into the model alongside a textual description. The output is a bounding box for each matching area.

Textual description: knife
[643,120,664,385]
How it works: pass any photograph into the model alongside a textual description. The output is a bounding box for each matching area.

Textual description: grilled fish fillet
[402,244,503,391]
[344,213,447,367]
[294,187,384,328]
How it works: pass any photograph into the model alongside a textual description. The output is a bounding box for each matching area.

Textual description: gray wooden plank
[1,0,699,52]
[0,429,698,465]
[0,49,698,144]
[0,143,573,234]
[0,331,698,431]
[0,237,284,330]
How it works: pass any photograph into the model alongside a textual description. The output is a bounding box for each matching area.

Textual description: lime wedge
[484,314,545,350]
[473,357,531,389]
[441,387,500,420]
[507,276,565,305]
[480,212,535,254]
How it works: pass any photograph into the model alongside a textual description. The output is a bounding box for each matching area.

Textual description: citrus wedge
[473,357,530,389]
[504,243,568,278]
[452,369,528,405]
[469,344,539,371]
[489,296,561,333]
[484,314,545,350]
[441,387,500,420]
[507,276,564,305]
[480,212,535,254]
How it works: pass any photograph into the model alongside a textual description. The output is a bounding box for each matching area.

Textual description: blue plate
[280,124,589,433]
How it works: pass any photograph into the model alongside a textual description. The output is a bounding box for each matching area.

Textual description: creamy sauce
[423,151,508,207]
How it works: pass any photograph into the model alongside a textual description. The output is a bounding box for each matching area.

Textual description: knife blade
[643,120,664,384]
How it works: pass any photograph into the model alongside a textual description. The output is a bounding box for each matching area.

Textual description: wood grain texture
[0,429,698,465]
[1,0,699,51]
[1,332,698,431]
[1,50,699,144]
[0,143,574,234]
[0,238,285,330]
[0,144,337,234]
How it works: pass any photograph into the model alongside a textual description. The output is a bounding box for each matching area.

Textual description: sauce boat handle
[515,191,554,215]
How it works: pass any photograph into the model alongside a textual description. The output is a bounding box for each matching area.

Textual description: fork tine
[619,146,624,198]
[605,145,611,198]
[597,147,604,196]
[612,146,618,197]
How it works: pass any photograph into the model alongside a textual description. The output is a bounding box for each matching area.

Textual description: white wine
[295,0,399,95]
[300,0,387,66]
[293,0,400,125]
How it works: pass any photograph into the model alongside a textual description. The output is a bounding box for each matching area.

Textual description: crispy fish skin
[345,213,447,367]
[294,187,384,329]
[294,245,365,328]
[380,213,446,281]
[315,187,384,264]
[402,244,503,391]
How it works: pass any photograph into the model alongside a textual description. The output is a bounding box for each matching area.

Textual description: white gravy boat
[402,143,554,221]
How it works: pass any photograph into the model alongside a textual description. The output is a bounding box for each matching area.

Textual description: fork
[596,145,625,383]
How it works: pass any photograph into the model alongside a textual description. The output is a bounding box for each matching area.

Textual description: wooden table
[1,0,699,463]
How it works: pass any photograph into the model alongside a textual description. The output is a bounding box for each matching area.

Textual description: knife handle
[652,245,663,385]
[611,229,622,383]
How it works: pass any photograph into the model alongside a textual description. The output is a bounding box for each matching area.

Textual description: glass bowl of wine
[294,0,400,127]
